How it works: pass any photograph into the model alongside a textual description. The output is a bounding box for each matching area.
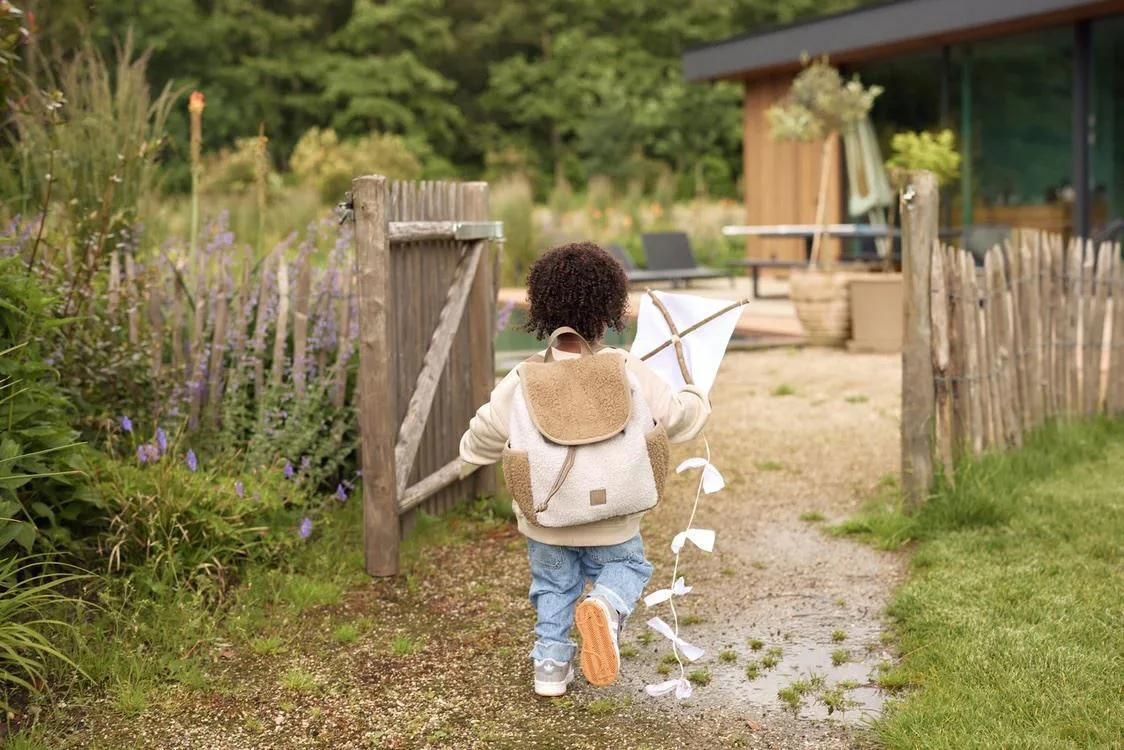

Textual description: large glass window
[1093,17,1124,229]
[959,29,1074,235]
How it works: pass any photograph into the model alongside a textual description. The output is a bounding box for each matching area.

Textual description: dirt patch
[48,348,905,750]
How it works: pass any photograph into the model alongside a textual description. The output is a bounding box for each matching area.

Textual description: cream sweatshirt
[459,346,711,546]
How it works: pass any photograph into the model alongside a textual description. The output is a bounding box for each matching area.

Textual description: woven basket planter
[789,269,852,347]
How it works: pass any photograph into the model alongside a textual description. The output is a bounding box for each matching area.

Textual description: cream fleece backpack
[502,327,670,528]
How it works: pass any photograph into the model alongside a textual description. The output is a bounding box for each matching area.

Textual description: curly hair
[523,242,629,342]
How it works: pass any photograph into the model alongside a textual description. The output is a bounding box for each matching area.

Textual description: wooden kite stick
[637,293,751,366]
[646,291,694,385]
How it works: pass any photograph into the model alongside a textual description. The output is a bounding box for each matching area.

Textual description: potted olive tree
[767,56,882,347]
[847,129,962,352]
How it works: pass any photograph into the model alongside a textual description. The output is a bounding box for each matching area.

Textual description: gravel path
[55,348,905,750]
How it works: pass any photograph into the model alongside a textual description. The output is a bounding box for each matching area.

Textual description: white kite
[631,290,748,701]
[631,290,746,394]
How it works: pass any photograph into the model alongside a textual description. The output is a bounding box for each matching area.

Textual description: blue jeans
[526,535,654,663]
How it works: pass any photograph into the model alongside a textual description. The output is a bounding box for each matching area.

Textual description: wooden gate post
[464,182,497,499]
[901,170,939,511]
[353,175,400,577]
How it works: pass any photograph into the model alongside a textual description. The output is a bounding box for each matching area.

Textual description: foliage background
[19,0,870,199]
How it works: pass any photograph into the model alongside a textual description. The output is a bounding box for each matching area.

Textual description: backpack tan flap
[519,355,632,445]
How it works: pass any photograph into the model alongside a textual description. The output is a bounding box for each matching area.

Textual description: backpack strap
[543,326,594,362]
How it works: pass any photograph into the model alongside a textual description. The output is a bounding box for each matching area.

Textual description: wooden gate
[350,175,502,576]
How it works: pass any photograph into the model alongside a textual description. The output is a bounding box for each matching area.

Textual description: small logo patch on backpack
[589,489,607,506]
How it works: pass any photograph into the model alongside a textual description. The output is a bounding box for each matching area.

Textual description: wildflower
[495,300,516,334]
[335,483,348,502]
[299,517,313,540]
[120,415,133,433]
[235,481,245,498]
[156,427,168,454]
[186,449,198,472]
[136,444,148,464]
[188,91,206,114]
[284,460,294,479]
[143,444,160,463]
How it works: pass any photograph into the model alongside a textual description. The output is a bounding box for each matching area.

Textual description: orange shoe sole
[575,599,619,687]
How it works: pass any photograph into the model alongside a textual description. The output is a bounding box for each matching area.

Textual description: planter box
[789,270,851,348]
[847,273,903,354]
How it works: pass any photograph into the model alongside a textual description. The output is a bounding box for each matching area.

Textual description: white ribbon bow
[676,457,726,494]
[647,617,705,662]
[643,576,692,607]
[645,678,693,700]
[670,528,716,555]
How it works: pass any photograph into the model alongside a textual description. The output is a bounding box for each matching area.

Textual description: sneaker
[575,595,620,687]
[534,658,574,697]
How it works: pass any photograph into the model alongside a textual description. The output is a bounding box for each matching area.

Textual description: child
[459,242,711,696]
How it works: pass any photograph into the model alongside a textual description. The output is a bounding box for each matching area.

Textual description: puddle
[704,638,891,725]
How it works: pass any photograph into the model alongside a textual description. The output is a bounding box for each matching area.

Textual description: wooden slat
[108,249,121,314]
[1032,233,1049,423]
[961,250,985,454]
[189,244,207,425]
[1050,236,1066,418]
[1090,242,1112,413]
[945,245,968,459]
[1021,237,1040,427]
[206,278,228,429]
[982,249,1007,447]
[353,174,399,577]
[900,171,937,509]
[147,283,163,379]
[170,261,185,376]
[1081,241,1098,415]
[399,459,463,513]
[124,252,139,346]
[271,256,290,386]
[292,256,312,392]
[993,248,1021,446]
[1011,237,1029,431]
[250,252,274,401]
[389,221,458,242]
[1110,245,1124,414]
[393,240,486,495]
[931,241,952,470]
[464,182,496,500]
[1066,240,1082,418]
[332,244,354,408]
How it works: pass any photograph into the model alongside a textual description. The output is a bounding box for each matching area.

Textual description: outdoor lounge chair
[639,232,734,288]
[605,244,680,285]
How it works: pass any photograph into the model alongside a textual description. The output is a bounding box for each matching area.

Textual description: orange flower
[188,91,206,115]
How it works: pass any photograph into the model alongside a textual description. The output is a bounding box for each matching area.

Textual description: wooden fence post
[464,182,497,499]
[353,175,399,577]
[901,170,938,510]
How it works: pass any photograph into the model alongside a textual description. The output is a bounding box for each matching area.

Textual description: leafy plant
[768,56,882,268]
[885,129,961,188]
[0,256,100,556]
[0,555,89,712]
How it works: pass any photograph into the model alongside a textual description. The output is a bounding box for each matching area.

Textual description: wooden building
[684,0,1124,260]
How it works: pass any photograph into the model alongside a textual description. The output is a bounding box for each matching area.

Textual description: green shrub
[93,447,305,598]
[491,176,538,286]
[0,256,101,556]
[290,128,422,204]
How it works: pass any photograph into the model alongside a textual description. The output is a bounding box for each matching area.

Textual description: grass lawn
[835,420,1124,749]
